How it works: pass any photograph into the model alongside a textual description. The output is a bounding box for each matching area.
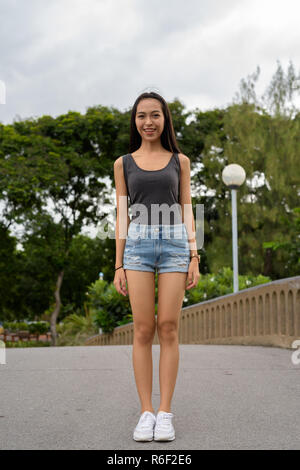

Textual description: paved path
[0,344,299,450]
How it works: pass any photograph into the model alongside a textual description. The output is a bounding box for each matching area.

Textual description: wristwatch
[190,253,200,263]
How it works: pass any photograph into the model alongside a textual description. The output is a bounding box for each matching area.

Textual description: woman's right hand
[113,268,128,296]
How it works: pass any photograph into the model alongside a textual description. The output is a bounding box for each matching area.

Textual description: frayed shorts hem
[123,266,188,274]
[158,268,189,274]
[123,266,154,273]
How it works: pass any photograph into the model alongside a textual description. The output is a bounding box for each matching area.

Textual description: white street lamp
[222,164,246,292]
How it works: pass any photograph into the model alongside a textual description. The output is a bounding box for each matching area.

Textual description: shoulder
[114,155,124,168]
[114,155,128,173]
[178,153,190,170]
[113,156,128,193]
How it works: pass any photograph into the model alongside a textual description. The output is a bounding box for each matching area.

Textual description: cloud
[0,0,299,124]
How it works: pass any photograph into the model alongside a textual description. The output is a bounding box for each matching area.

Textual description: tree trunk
[263,247,273,277]
[50,269,65,346]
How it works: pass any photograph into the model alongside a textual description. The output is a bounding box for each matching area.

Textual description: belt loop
[165,224,170,240]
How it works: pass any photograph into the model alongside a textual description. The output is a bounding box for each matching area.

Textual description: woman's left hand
[186,259,201,290]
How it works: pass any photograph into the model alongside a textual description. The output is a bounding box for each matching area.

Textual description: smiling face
[135,98,165,141]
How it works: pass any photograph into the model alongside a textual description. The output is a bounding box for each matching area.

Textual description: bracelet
[115,265,124,271]
[190,253,200,263]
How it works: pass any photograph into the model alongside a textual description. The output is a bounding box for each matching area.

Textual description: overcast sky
[1,0,300,125]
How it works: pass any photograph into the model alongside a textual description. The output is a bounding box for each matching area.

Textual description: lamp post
[222,164,246,293]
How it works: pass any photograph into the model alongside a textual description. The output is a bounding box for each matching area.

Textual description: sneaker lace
[156,412,174,429]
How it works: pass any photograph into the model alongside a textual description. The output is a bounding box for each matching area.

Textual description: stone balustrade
[85,276,300,349]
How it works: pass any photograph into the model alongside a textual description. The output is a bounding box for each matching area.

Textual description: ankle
[141,408,155,414]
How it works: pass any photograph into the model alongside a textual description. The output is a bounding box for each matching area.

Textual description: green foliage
[0,60,299,332]
[3,320,50,334]
[86,279,132,334]
[28,322,49,335]
[55,304,99,346]
[59,234,108,318]
[233,60,300,118]
[5,340,51,348]
[82,267,270,333]
[57,313,93,335]
[200,75,300,278]
[263,207,300,275]
[3,321,28,331]
[0,223,20,322]
[183,266,271,307]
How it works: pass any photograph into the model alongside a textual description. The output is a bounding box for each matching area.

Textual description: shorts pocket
[125,235,142,248]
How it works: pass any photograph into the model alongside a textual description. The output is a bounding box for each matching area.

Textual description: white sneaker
[133,411,156,441]
[154,411,175,441]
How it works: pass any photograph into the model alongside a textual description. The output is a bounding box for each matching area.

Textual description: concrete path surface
[0,344,299,450]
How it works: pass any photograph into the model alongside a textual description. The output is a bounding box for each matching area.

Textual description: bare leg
[156,272,187,413]
[125,269,156,414]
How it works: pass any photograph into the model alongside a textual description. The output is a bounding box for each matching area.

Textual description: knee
[157,320,178,343]
[134,323,155,344]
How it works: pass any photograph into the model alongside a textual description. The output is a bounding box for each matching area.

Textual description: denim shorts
[123,222,190,274]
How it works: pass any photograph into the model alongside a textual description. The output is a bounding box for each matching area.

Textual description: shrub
[56,304,99,346]
[3,321,28,332]
[28,322,49,336]
[5,340,51,348]
[86,279,132,334]
[183,266,271,307]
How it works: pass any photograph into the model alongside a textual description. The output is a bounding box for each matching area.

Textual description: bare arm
[113,157,131,269]
[178,153,198,257]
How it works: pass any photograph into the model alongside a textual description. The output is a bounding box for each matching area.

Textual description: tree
[196,61,300,277]
[0,108,121,344]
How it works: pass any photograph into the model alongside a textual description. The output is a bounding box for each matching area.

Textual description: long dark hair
[129,91,181,154]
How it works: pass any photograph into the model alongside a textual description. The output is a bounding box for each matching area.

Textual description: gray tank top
[122,152,182,225]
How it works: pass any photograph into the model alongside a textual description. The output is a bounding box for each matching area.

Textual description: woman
[113,91,200,442]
